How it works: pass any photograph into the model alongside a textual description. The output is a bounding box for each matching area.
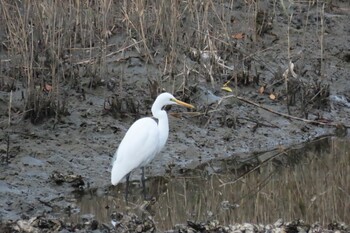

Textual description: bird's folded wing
[111,118,159,185]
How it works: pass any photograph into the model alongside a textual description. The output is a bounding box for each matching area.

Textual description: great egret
[111,92,194,200]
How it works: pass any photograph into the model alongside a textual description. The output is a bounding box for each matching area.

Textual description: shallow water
[70,136,350,230]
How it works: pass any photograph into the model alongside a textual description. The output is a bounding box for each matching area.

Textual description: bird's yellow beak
[173,98,195,109]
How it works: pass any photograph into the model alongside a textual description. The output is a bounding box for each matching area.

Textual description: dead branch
[220,94,350,128]
[73,40,143,65]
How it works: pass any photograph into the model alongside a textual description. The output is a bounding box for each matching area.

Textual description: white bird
[111,92,194,200]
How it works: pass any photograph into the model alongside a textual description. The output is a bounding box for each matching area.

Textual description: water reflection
[72,137,350,230]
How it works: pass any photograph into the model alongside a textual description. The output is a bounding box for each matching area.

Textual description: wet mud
[72,137,350,230]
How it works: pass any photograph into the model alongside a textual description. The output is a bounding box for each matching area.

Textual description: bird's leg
[125,172,131,203]
[141,167,147,199]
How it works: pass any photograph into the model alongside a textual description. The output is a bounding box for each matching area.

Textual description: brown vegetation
[1,0,348,230]
[0,0,333,125]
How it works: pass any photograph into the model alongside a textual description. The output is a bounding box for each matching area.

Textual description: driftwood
[181,94,348,131]
[219,94,350,128]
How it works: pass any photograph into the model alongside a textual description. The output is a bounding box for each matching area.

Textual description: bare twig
[6,134,10,164]
[238,117,279,129]
[8,90,12,126]
[74,40,143,65]
[220,95,350,128]
[219,150,285,187]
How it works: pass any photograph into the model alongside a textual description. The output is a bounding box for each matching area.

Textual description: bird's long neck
[152,106,169,152]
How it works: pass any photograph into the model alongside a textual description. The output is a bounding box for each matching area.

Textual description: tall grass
[1,0,116,123]
[0,0,330,123]
[0,0,251,123]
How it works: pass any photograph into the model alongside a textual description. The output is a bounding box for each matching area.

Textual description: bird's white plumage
[111,92,194,186]
[111,118,159,185]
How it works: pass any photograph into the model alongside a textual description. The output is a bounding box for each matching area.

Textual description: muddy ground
[0,0,350,232]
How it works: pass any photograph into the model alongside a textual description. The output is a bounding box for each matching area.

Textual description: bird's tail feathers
[111,163,130,186]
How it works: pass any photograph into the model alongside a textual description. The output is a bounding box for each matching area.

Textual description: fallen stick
[220,94,350,128]
[73,39,143,65]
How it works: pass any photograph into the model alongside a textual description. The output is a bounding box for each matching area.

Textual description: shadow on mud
[70,136,349,231]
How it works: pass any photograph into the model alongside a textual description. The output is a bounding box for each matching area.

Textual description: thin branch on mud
[6,134,10,164]
[74,40,143,65]
[220,95,350,128]
[204,105,216,128]
[36,198,54,208]
[0,108,31,126]
[219,150,285,187]
[238,117,279,130]
[219,135,331,188]
[8,90,12,126]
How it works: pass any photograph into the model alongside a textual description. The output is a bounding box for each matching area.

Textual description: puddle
[69,136,350,230]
